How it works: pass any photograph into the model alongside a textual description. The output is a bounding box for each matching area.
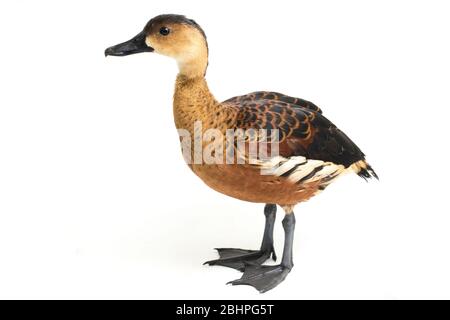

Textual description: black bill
[105,31,154,57]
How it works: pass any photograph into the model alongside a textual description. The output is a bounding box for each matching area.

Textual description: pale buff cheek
[145,37,154,48]
[146,36,200,59]
[146,37,167,55]
[145,30,207,78]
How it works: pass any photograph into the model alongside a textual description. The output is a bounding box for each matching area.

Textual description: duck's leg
[204,204,277,271]
[228,210,295,293]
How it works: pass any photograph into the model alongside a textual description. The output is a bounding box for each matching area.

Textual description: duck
[105,14,378,293]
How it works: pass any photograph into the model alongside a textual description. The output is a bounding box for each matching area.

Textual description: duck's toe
[227,264,291,293]
[204,247,276,271]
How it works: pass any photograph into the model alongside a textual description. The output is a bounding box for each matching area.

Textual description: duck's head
[105,14,208,78]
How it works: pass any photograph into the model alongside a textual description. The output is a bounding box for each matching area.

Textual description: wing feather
[223,92,378,180]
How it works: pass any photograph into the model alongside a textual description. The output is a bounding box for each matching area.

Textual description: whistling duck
[105,14,377,293]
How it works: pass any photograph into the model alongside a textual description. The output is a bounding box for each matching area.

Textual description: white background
[0,0,449,299]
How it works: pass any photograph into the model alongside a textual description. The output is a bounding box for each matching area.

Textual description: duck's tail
[350,160,379,181]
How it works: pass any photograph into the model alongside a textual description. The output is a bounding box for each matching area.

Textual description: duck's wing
[224,91,323,114]
[224,94,378,181]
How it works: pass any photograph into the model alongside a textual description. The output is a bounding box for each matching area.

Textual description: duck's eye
[159,27,170,36]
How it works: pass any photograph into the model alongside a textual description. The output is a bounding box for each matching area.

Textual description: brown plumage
[105,14,377,293]
[173,76,377,206]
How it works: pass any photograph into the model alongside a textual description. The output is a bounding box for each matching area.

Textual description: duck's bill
[105,31,154,57]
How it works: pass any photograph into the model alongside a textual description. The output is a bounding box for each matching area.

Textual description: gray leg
[280,213,295,268]
[260,203,277,256]
[204,204,277,271]
[228,212,295,293]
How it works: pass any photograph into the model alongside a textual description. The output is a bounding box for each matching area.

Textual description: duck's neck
[173,75,230,134]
